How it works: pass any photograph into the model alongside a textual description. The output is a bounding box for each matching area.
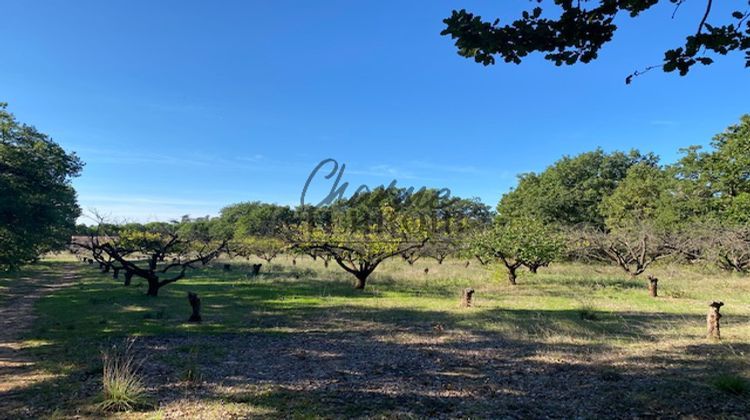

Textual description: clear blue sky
[1,1,747,222]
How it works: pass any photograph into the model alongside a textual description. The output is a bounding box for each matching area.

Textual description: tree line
[72,114,750,295]
[3,100,749,297]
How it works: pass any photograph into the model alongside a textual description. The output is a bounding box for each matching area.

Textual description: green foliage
[0,103,83,269]
[230,236,288,262]
[218,201,295,239]
[497,149,653,228]
[290,187,436,288]
[600,161,679,230]
[441,2,750,81]
[472,218,564,282]
[673,115,750,224]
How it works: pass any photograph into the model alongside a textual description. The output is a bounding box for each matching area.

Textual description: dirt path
[0,264,79,395]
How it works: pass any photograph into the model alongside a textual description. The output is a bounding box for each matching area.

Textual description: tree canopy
[471,217,564,284]
[0,103,83,270]
[497,149,655,228]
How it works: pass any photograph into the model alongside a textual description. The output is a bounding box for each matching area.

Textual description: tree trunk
[146,278,160,296]
[354,273,367,289]
[508,267,517,285]
[187,292,202,323]
[124,270,133,286]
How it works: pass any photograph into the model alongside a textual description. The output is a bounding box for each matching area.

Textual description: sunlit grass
[4,255,748,417]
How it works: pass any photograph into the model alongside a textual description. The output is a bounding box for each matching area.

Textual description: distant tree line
[5,98,748,293]
[73,114,750,293]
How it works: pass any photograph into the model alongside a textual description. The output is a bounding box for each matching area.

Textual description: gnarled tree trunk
[354,273,368,290]
[508,268,517,285]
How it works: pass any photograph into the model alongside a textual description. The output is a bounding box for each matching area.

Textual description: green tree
[471,218,564,284]
[600,161,680,229]
[0,103,83,270]
[217,201,295,239]
[231,236,288,263]
[441,2,750,82]
[497,149,655,228]
[289,187,431,289]
[672,115,750,223]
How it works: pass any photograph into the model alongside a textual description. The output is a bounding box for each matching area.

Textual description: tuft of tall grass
[711,374,749,395]
[99,338,147,412]
[577,302,599,321]
[181,346,203,385]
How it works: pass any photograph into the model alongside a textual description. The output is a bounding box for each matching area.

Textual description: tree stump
[460,288,475,308]
[707,301,724,339]
[647,275,658,297]
[187,292,202,323]
[251,263,262,276]
[223,264,231,272]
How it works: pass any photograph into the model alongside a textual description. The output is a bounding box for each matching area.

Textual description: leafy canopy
[497,149,655,228]
[0,103,83,269]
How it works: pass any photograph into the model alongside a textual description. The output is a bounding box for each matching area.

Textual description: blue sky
[1,1,747,222]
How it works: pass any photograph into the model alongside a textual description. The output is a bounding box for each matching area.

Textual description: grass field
[1,255,749,418]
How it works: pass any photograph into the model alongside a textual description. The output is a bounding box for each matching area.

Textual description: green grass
[23,256,750,357]
[4,255,750,417]
[99,338,148,412]
[712,373,750,395]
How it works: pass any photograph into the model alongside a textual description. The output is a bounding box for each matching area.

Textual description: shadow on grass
[2,261,749,418]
